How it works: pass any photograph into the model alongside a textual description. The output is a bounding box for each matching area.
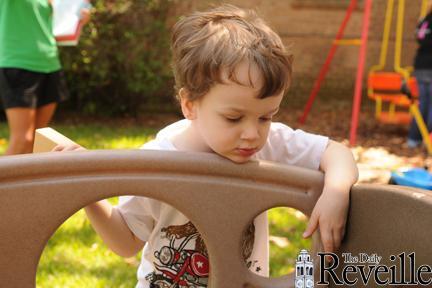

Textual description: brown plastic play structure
[0,129,431,287]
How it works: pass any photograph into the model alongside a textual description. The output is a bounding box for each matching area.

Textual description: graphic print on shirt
[146,221,261,287]
[243,221,261,273]
[146,221,209,288]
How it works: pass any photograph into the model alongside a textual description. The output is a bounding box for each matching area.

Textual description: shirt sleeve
[256,122,329,170]
[117,196,159,242]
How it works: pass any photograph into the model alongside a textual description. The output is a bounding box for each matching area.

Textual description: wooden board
[33,127,78,153]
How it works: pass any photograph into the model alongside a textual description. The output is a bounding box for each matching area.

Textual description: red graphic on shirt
[146,221,259,287]
[146,221,209,288]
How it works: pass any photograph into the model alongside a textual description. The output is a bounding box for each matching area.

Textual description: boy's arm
[84,200,145,258]
[319,140,358,195]
[303,140,358,254]
[51,145,145,258]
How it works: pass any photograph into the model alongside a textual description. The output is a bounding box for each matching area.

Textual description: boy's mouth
[236,148,257,157]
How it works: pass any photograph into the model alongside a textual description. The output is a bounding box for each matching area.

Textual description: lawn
[0,121,310,287]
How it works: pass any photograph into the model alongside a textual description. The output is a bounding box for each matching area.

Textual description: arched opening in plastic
[268,207,312,277]
[36,197,140,287]
[244,207,312,278]
[36,196,211,287]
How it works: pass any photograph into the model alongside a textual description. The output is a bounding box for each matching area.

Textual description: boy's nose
[240,124,259,140]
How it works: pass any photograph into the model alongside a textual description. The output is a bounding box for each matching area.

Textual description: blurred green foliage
[60,0,176,117]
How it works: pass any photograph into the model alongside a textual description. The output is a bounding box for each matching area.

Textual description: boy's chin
[223,154,252,164]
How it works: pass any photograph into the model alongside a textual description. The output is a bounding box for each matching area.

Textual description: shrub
[60,0,176,117]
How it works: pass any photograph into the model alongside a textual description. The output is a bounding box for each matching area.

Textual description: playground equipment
[367,72,418,125]
[0,130,431,287]
[299,0,431,149]
[367,0,432,154]
[391,167,432,190]
[299,0,372,146]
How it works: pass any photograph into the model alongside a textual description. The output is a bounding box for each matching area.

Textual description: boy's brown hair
[171,4,293,101]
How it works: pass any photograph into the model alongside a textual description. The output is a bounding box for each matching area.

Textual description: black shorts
[0,68,69,109]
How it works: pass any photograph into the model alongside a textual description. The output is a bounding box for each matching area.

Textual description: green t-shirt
[0,0,61,73]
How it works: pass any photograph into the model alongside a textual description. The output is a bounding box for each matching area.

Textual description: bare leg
[35,102,57,128]
[4,108,36,155]
[4,103,57,155]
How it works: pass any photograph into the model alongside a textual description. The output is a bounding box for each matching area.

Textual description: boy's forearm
[320,140,359,194]
[84,200,144,257]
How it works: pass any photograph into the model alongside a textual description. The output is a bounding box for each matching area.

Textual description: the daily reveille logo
[295,250,432,286]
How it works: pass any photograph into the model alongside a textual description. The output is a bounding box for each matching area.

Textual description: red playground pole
[349,0,372,146]
[299,0,358,124]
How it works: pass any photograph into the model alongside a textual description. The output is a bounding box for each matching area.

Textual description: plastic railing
[0,151,431,287]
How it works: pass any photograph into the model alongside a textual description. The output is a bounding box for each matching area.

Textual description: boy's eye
[259,117,272,122]
[225,116,242,123]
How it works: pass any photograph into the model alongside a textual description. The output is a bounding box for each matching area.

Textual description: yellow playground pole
[368,0,394,118]
[420,0,429,19]
[369,0,394,73]
[394,0,410,79]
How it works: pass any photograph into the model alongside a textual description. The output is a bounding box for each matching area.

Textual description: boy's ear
[179,88,197,120]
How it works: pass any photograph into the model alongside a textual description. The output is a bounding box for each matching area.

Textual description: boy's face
[183,62,283,163]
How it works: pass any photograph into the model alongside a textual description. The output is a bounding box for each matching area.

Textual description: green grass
[0,123,7,154]
[268,207,311,276]
[0,122,155,153]
[0,121,310,286]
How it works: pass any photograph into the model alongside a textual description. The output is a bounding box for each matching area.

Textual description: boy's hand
[304,140,357,256]
[52,144,86,152]
[302,185,350,254]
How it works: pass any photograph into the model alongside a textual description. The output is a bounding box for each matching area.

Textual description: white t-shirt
[117,119,329,288]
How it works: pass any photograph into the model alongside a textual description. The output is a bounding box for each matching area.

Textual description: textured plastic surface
[0,130,430,287]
